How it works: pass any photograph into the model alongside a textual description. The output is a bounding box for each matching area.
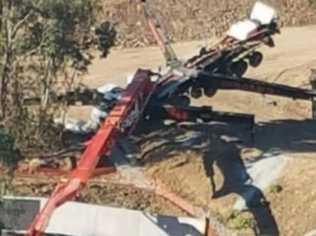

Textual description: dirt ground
[100,0,316,48]
[9,25,316,236]
[8,176,187,217]
[76,25,316,236]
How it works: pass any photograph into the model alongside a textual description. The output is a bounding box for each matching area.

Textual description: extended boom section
[202,72,316,100]
[27,69,155,236]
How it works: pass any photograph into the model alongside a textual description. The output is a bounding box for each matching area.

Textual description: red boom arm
[27,69,155,236]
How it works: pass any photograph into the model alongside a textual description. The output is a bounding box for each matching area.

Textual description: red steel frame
[144,3,179,66]
[27,69,155,236]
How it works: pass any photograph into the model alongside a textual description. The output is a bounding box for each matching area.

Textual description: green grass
[227,211,255,230]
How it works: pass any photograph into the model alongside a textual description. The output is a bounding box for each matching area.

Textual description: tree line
[0,0,116,167]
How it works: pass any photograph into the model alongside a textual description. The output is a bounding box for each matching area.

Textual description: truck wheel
[190,86,203,99]
[249,52,263,67]
[204,86,217,97]
[231,60,248,77]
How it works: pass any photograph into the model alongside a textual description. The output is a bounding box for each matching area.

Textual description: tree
[0,0,116,152]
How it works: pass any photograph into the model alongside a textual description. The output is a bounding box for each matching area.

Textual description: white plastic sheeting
[227,1,277,41]
[97,83,122,101]
[250,1,277,25]
[227,19,259,41]
[55,83,122,134]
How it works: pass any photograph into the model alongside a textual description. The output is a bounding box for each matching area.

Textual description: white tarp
[2,197,206,236]
[55,83,122,134]
[250,1,277,25]
[227,19,259,41]
[227,1,277,41]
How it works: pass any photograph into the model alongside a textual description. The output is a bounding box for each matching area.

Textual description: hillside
[99,0,316,47]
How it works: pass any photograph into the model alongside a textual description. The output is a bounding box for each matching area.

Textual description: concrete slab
[1,197,206,236]
[233,149,287,210]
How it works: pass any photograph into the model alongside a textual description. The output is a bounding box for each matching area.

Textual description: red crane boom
[27,69,155,236]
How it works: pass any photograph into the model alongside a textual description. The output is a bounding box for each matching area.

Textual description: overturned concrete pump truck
[2,1,316,236]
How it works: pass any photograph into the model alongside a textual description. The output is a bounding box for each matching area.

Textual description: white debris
[54,117,88,133]
[250,1,277,25]
[54,117,97,134]
[97,83,122,101]
[81,107,108,132]
[227,1,277,41]
[97,83,118,94]
[227,20,259,41]
[56,82,123,134]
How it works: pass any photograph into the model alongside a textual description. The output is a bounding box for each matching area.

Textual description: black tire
[190,86,203,99]
[204,86,217,97]
[231,60,248,77]
[249,51,263,68]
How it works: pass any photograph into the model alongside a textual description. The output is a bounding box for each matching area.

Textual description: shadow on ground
[134,118,316,235]
[144,214,204,236]
[254,119,316,153]
[52,116,316,235]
